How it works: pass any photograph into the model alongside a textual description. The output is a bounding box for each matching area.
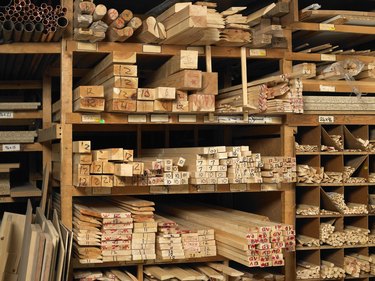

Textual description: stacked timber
[368,228,375,244]
[344,256,361,278]
[299,9,375,26]
[304,96,375,113]
[296,43,375,57]
[297,261,320,279]
[107,197,157,261]
[346,255,372,275]
[0,131,37,143]
[296,234,320,247]
[74,269,137,281]
[135,16,166,43]
[316,59,365,81]
[297,165,323,184]
[261,157,297,184]
[327,192,368,215]
[321,171,343,183]
[320,260,345,279]
[343,166,356,182]
[357,62,375,81]
[78,52,138,113]
[158,202,295,268]
[295,142,319,153]
[296,204,319,216]
[74,0,141,42]
[73,86,105,113]
[0,163,19,196]
[343,226,369,245]
[320,221,345,246]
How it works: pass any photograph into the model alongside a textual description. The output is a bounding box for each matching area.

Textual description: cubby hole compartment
[320,248,344,269]
[320,186,342,216]
[296,186,320,217]
[344,126,369,152]
[344,216,369,248]
[321,155,344,184]
[344,248,372,279]
[369,155,375,184]
[370,125,375,142]
[295,126,321,153]
[297,155,322,185]
[344,186,369,215]
[321,125,344,152]
[344,155,369,183]
[296,250,321,280]
[320,217,344,249]
[296,218,320,246]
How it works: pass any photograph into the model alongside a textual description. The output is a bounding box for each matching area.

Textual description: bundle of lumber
[296,234,320,247]
[142,146,264,185]
[74,0,142,42]
[297,165,323,184]
[296,204,319,216]
[343,166,356,181]
[320,221,345,247]
[343,226,369,245]
[135,16,166,44]
[261,157,297,184]
[73,200,133,263]
[297,261,320,279]
[77,52,138,113]
[158,202,295,268]
[0,131,37,143]
[296,43,375,57]
[327,192,368,215]
[321,260,345,279]
[322,171,343,183]
[0,102,40,110]
[346,254,372,276]
[295,142,319,153]
[356,62,375,81]
[303,96,375,113]
[345,256,361,278]
[155,214,216,260]
[107,197,157,261]
[0,163,19,196]
[74,269,137,281]
[316,59,365,80]
[368,228,375,243]
[73,86,105,113]
[299,9,375,26]
[320,209,340,215]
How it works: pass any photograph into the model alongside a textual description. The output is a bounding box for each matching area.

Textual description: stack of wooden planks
[321,260,345,279]
[0,163,19,196]
[107,197,157,261]
[296,43,375,57]
[296,234,320,247]
[74,0,141,42]
[327,192,368,215]
[297,165,323,184]
[73,86,105,113]
[158,202,295,268]
[0,131,37,143]
[297,261,320,279]
[261,157,297,184]
[299,9,375,26]
[296,204,319,216]
[295,142,319,153]
[370,173,375,183]
[357,62,375,81]
[316,59,364,81]
[74,269,137,281]
[319,221,345,247]
[78,52,138,113]
[303,96,375,113]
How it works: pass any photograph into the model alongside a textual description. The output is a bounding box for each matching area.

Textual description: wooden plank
[73,98,105,113]
[73,86,104,100]
[147,70,202,90]
[37,124,62,142]
[0,102,40,110]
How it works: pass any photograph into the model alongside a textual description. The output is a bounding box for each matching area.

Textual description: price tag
[81,114,102,123]
[318,116,335,123]
[249,116,282,124]
[2,144,20,151]
[151,114,169,123]
[320,85,336,92]
[249,49,267,57]
[321,54,336,61]
[319,23,335,31]
[0,111,14,119]
[179,115,196,123]
[128,115,147,123]
[216,116,246,124]
[77,42,98,51]
[142,44,161,53]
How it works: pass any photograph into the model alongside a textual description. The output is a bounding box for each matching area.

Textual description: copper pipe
[14,0,21,5]
[13,22,23,41]
[45,26,55,42]
[3,20,14,43]
[40,29,48,42]
[23,15,29,22]
[52,16,68,41]
[42,19,48,25]
[29,3,35,10]
[21,22,34,41]
[32,22,43,41]
[15,5,21,11]
[58,12,65,17]
[24,0,30,5]
[7,9,14,16]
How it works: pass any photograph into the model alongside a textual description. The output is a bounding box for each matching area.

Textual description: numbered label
[81,114,101,123]
[318,116,335,123]
[0,111,13,119]
[2,144,20,151]
[249,49,267,57]
[320,85,336,92]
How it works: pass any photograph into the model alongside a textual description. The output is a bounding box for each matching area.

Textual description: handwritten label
[320,85,336,92]
[0,111,13,119]
[142,44,161,53]
[321,54,336,61]
[77,42,98,51]
[249,49,267,57]
[319,23,335,31]
[81,114,102,123]
[151,114,169,123]
[318,116,335,123]
[128,115,147,123]
[2,144,20,151]
[179,115,197,123]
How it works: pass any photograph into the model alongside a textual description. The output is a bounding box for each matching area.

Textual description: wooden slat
[37,124,62,142]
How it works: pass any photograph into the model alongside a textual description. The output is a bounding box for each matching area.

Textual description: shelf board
[0,43,60,54]
[302,80,375,93]
[287,114,375,126]
[285,52,375,63]
[72,256,226,269]
[0,143,42,152]
[290,22,375,35]
[297,152,369,155]
[0,110,43,120]
[0,184,41,203]
[297,183,374,187]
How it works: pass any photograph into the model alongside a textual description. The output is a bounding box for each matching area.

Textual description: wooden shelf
[290,22,375,35]
[287,115,375,126]
[0,184,42,203]
[285,52,375,63]
[72,256,226,269]
[0,110,43,119]
[0,143,42,152]
[302,80,375,94]
[0,43,60,54]
[297,183,375,187]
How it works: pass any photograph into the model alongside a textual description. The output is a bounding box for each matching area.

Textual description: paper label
[77,42,98,51]
[249,49,267,57]
[319,24,335,31]
[81,114,102,123]
[2,144,20,151]
[320,85,336,92]
[0,111,13,118]
[249,116,278,124]
[179,115,196,123]
[151,114,169,123]
[142,45,161,53]
[128,115,147,123]
[318,116,335,123]
[321,54,336,61]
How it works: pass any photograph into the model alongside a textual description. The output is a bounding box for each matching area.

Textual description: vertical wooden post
[137,265,144,281]
[206,45,215,122]
[42,74,52,169]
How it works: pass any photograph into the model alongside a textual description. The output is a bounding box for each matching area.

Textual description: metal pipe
[35,16,41,22]
[47,5,53,12]
[5,14,11,20]
[40,3,47,9]
[13,21,23,41]
[0,15,5,21]
[16,16,22,22]
[52,16,68,41]
[21,22,34,41]
[32,22,43,41]
[3,20,14,43]
[40,28,48,42]
[29,3,35,10]
[45,25,55,42]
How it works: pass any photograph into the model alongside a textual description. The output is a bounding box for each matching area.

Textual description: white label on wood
[319,23,335,31]
[0,111,13,118]
[142,44,161,53]
[249,116,278,124]
[318,116,335,123]
[128,115,147,123]
[321,54,336,61]
[2,144,20,151]
[320,85,336,92]
[179,115,196,123]
[81,114,102,123]
[187,46,205,55]
[249,49,267,57]
[151,114,169,123]
[216,116,247,123]
[77,42,98,51]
